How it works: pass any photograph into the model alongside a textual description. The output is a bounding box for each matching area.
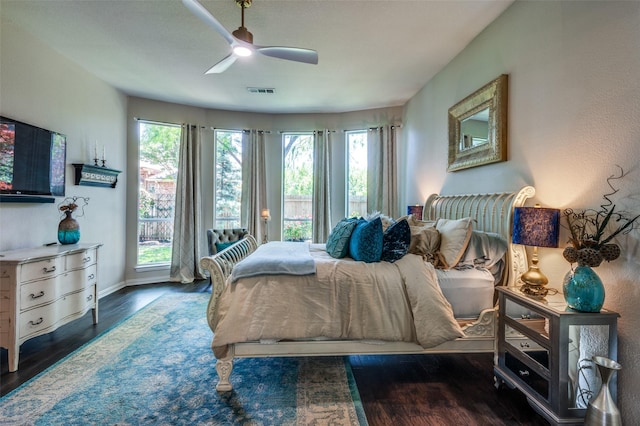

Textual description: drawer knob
[88,274,95,280]
[87,294,93,302]
[519,370,530,377]
[83,256,92,263]
[43,266,57,273]
[521,314,531,319]
[520,342,530,348]
[30,291,45,300]
[29,317,44,326]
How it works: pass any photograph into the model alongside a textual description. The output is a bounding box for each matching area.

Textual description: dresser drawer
[66,249,97,270]
[20,257,63,282]
[19,289,93,339]
[61,264,97,294]
[19,264,96,311]
[19,303,56,338]
[19,276,59,310]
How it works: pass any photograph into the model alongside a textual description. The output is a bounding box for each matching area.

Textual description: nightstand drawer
[505,351,549,400]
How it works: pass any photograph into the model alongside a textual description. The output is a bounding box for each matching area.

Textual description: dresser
[494,286,619,425]
[0,243,101,372]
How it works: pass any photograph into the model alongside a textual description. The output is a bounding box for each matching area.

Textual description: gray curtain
[241,130,267,242]
[312,130,332,242]
[170,124,205,283]
[367,125,399,217]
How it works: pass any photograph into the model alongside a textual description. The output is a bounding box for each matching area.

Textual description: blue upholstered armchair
[206,228,249,256]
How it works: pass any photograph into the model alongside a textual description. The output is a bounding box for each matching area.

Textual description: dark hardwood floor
[1,283,548,425]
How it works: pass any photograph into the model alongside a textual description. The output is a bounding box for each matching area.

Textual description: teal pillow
[215,241,236,253]
[349,217,383,263]
[326,218,358,258]
[381,218,411,263]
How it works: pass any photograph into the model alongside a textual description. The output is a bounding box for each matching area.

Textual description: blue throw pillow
[381,218,411,263]
[349,217,383,263]
[215,241,236,253]
[326,218,359,258]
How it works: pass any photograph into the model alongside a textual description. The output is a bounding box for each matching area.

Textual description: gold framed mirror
[447,74,508,172]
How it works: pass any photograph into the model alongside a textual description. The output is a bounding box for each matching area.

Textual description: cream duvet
[212,243,464,357]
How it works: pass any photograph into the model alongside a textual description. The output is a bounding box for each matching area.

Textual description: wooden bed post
[214,345,235,392]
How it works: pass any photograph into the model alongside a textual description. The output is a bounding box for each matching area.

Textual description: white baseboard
[98,280,127,299]
[97,276,174,300]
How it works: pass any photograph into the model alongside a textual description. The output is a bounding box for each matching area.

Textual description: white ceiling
[1,0,514,114]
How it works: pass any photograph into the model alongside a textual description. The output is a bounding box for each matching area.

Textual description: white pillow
[435,217,473,269]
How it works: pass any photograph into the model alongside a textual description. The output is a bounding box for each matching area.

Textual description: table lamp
[407,204,424,221]
[512,205,560,297]
[261,208,271,244]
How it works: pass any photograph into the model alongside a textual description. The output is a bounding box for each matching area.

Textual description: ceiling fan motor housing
[232,26,253,43]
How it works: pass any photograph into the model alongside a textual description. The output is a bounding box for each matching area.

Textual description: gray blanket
[230,241,316,282]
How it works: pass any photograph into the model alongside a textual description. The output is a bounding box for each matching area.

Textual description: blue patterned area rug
[0,293,367,425]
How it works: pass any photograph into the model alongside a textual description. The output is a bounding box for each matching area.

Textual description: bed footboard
[200,235,258,331]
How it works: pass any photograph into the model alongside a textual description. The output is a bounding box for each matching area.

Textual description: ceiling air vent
[247,87,275,94]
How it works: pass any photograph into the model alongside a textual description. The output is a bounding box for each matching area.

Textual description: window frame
[345,129,368,218]
[136,120,181,267]
[281,131,314,241]
[213,129,244,229]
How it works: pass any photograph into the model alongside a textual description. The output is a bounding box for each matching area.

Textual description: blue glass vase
[58,211,80,245]
[563,265,605,313]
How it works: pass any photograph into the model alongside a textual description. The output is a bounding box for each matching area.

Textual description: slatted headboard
[423,186,535,287]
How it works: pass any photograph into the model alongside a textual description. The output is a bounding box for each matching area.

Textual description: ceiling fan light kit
[182,0,318,74]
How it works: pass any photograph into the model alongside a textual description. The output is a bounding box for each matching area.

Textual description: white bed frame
[200,186,535,391]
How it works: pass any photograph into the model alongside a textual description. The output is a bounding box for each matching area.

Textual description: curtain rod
[133,117,180,127]
[212,127,271,134]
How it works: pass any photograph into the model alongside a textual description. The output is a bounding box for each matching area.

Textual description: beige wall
[0,20,128,296]
[402,1,640,420]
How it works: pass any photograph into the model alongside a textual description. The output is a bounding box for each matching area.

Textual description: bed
[200,186,535,391]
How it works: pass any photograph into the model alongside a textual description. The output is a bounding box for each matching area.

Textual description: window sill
[134,263,170,273]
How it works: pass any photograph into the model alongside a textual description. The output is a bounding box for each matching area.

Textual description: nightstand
[494,286,619,426]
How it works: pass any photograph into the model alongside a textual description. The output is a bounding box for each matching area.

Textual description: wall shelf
[0,195,55,203]
[72,164,121,188]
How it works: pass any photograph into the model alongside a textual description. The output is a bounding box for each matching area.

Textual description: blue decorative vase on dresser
[58,211,80,244]
[563,265,605,313]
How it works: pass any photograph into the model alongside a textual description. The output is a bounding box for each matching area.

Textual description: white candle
[102,145,106,162]
[94,141,98,159]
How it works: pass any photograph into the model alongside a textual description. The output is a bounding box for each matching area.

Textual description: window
[214,130,243,228]
[137,121,180,265]
[346,130,368,217]
[282,133,313,241]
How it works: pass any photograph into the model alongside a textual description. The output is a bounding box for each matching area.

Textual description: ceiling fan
[182,0,319,74]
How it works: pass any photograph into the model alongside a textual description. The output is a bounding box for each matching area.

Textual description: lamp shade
[512,206,560,248]
[407,205,424,221]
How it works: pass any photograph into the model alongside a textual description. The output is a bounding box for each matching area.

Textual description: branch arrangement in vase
[562,166,639,267]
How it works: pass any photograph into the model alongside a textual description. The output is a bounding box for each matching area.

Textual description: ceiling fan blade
[205,54,237,74]
[256,46,319,65]
[182,0,235,45]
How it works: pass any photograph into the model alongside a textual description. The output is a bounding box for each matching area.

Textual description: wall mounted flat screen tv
[0,116,66,198]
